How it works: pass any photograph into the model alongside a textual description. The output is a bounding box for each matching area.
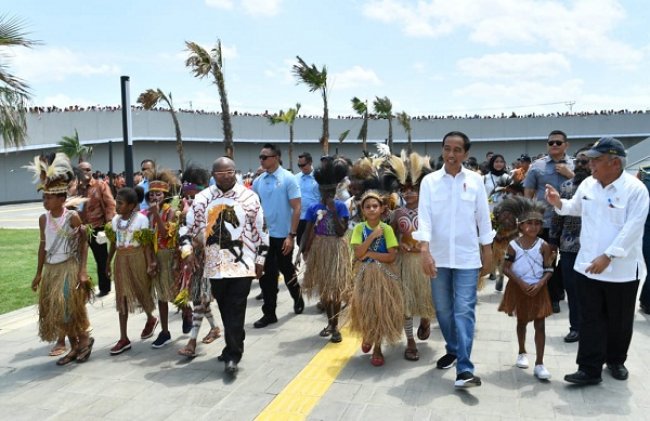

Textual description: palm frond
[373,96,392,117]
[338,129,350,143]
[185,41,213,79]
[137,89,163,109]
[396,111,411,132]
[351,97,367,115]
[292,55,327,92]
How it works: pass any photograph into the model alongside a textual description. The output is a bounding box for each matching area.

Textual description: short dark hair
[298,152,312,163]
[140,159,155,167]
[442,131,471,152]
[548,130,568,142]
[262,143,281,158]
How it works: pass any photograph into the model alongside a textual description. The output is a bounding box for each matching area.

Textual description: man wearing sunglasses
[524,130,574,313]
[252,143,304,328]
[295,152,320,247]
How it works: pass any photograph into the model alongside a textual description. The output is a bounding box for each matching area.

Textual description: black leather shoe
[607,364,629,380]
[564,370,602,385]
[552,301,561,313]
[253,315,278,328]
[97,290,110,297]
[225,360,238,375]
[563,330,579,343]
[255,292,263,300]
[640,303,650,315]
[294,296,305,314]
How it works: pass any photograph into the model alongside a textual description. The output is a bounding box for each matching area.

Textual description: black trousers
[559,252,581,332]
[89,227,111,293]
[260,236,301,318]
[541,228,564,302]
[575,273,639,377]
[210,277,253,364]
[296,219,308,248]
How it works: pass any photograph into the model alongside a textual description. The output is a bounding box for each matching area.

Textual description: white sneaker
[516,353,529,368]
[534,364,551,380]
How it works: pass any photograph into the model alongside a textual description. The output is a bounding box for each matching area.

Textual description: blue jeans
[431,268,480,374]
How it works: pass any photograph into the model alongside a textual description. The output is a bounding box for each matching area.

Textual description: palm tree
[58,129,92,163]
[1,16,39,149]
[351,97,369,153]
[137,89,185,171]
[373,96,393,151]
[396,111,413,153]
[268,103,301,171]
[292,56,329,155]
[185,40,234,158]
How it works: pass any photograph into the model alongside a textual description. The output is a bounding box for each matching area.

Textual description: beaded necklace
[47,208,70,238]
[116,210,138,245]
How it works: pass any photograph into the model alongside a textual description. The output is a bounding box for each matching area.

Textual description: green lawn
[0,229,98,315]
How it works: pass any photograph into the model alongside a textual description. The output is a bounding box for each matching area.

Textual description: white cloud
[263,58,295,83]
[362,0,643,67]
[458,52,571,80]
[205,0,282,16]
[11,47,120,82]
[331,65,382,90]
[205,0,234,10]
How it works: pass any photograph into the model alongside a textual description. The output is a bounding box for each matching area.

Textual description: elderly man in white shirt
[546,137,649,385]
[414,131,494,389]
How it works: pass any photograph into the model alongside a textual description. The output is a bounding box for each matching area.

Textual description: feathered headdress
[147,167,180,196]
[494,196,547,228]
[24,153,74,194]
[384,150,432,188]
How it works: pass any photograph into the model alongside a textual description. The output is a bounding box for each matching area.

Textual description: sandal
[49,344,67,357]
[417,322,431,341]
[319,326,333,337]
[76,337,95,363]
[404,347,420,361]
[370,354,385,367]
[361,342,372,354]
[201,327,221,344]
[178,345,197,358]
[56,352,77,366]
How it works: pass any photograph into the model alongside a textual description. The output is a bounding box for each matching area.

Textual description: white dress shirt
[414,167,494,269]
[555,172,649,283]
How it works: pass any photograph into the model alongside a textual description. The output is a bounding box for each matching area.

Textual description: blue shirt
[253,166,301,238]
[523,155,574,228]
[138,178,149,210]
[305,200,349,236]
[295,170,320,219]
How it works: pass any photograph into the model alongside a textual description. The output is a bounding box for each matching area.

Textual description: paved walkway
[1,203,649,420]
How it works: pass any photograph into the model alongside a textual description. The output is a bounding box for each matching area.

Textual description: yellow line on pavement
[255,326,360,421]
[0,206,42,213]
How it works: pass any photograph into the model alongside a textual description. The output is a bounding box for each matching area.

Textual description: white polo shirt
[414,167,494,269]
[555,172,649,283]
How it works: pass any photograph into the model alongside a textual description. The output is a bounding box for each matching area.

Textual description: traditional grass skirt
[38,258,90,342]
[345,260,404,345]
[114,247,155,314]
[302,235,351,304]
[153,248,177,302]
[498,279,553,322]
[398,252,435,319]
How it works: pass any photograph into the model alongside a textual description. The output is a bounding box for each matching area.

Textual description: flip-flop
[404,347,420,361]
[201,327,221,344]
[370,354,385,367]
[417,323,431,341]
[76,337,95,363]
[56,352,77,366]
[49,345,67,357]
[178,346,197,358]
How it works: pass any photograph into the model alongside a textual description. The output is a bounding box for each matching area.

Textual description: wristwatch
[605,253,615,260]
[288,232,297,238]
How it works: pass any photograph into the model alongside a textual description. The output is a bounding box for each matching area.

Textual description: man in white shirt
[414,131,494,389]
[546,137,649,385]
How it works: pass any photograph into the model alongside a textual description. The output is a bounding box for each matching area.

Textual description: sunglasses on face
[297,163,307,168]
[548,140,564,146]
[259,154,276,161]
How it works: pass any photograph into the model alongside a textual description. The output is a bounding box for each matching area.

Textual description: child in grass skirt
[496,196,554,380]
[301,157,351,343]
[347,190,404,367]
[27,153,94,365]
[106,187,158,355]
[385,151,436,362]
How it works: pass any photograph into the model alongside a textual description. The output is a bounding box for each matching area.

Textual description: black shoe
[255,292,263,300]
[607,363,629,381]
[564,370,602,385]
[564,330,579,343]
[495,276,503,292]
[182,312,193,334]
[640,303,650,315]
[436,353,457,369]
[294,296,305,314]
[454,371,481,388]
[225,360,238,375]
[217,354,225,362]
[330,330,342,343]
[97,290,110,297]
[552,301,561,313]
[253,315,278,328]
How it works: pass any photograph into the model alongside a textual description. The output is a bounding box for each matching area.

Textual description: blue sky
[7,0,650,117]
